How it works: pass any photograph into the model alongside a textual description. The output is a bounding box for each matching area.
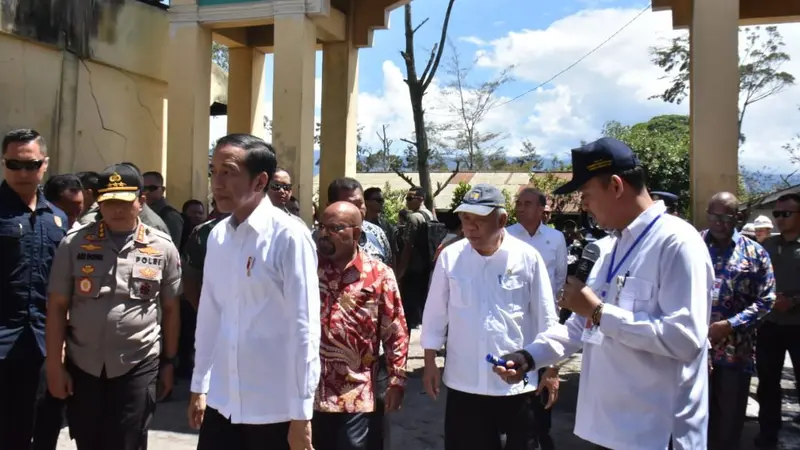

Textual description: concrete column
[689,0,740,229]
[272,15,317,224]
[166,22,212,209]
[319,40,359,205]
[227,47,267,139]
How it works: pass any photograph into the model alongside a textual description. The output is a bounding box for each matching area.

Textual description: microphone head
[580,242,602,264]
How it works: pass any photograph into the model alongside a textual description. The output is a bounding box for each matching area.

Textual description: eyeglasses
[315,224,356,233]
[772,210,797,219]
[270,183,292,192]
[706,212,736,224]
[143,185,162,192]
[3,158,44,171]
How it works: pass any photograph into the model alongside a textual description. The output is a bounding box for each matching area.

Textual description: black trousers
[708,365,751,449]
[66,357,159,450]
[756,321,800,439]
[534,368,552,436]
[197,407,290,450]
[0,354,46,449]
[177,297,197,378]
[367,355,389,450]
[313,412,374,450]
[33,391,66,450]
[444,388,538,450]
[400,271,430,329]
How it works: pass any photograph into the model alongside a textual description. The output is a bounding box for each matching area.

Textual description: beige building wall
[0,0,168,182]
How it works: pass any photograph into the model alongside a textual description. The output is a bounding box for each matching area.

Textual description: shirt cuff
[420,333,446,351]
[161,277,183,300]
[289,398,314,421]
[727,315,744,329]
[190,371,211,394]
[598,303,634,338]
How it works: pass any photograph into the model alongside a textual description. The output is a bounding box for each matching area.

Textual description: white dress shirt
[191,197,321,424]
[421,231,558,396]
[507,222,568,297]
[523,201,713,450]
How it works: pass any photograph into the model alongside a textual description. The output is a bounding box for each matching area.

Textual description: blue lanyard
[604,213,664,287]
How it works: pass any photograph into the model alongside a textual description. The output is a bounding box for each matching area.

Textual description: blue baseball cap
[454,184,505,216]
[554,137,640,195]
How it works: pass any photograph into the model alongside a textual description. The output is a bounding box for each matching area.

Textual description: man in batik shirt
[703,192,775,450]
[313,202,409,450]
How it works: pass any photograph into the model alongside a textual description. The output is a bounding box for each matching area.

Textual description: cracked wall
[0,0,167,181]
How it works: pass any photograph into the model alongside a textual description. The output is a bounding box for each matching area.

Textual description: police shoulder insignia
[54,216,62,228]
[139,267,159,280]
[138,246,162,256]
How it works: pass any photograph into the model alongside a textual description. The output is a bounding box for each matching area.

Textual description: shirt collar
[95,219,149,243]
[616,200,667,240]
[0,181,52,212]
[228,196,274,231]
[320,248,366,280]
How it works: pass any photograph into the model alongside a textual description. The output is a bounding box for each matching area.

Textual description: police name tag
[581,326,605,345]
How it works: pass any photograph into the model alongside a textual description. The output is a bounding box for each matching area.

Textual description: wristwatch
[160,355,177,368]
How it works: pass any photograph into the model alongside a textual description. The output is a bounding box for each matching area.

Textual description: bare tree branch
[412,17,429,34]
[420,0,456,91]
[433,161,460,197]
[393,169,415,187]
[400,138,418,147]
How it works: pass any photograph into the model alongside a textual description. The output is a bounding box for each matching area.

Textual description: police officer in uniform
[45,164,182,450]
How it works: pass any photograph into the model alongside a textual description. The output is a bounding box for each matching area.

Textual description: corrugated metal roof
[312,171,576,210]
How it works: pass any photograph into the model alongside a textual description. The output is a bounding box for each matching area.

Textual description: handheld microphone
[573,242,602,284]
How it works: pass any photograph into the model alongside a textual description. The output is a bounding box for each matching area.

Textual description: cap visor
[97,191,138,203]
[553,179,582,195]
[453,204,496,216]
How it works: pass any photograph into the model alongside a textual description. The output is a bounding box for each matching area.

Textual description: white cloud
[354,7,800,171]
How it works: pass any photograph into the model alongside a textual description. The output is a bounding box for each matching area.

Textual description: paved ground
[56,329,800,449]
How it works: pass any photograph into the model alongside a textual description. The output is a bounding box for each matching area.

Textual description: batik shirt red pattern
[315,250,409,413]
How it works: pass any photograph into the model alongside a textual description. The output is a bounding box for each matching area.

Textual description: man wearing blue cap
[421,184,558,450]
[493,138,714,450]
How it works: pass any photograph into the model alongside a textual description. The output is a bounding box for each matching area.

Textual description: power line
[488,3,652,111]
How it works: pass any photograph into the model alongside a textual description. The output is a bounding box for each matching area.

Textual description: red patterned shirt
[315,250,409,413]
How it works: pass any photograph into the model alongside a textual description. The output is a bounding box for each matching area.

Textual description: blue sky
[210,0,800,171]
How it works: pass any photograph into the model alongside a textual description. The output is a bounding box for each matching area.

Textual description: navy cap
[554,137,640,195]
[651,191,678,204]
[454,184,505,216]
[96,164,144,203]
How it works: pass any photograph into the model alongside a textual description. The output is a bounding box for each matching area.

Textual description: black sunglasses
[772,210,797,219]
[3,159,44,171]
[143,185,162,192]
[270,183,292,192]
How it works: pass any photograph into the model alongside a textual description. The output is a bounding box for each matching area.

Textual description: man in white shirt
[506,187,568,450]
[421,184,559,450]
[494,137,713,450]
[188,133,320,450]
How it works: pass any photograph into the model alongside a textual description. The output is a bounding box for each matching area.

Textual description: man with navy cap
[493,138,714,450]
[651,192,679,216]
[421,184,558,450]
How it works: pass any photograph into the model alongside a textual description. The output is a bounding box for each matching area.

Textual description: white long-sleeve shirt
[523,201,713,450]
[191,197,321,424]
[506,222,568,298]
[421,231,557,396]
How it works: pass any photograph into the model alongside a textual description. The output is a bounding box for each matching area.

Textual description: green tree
[528,173,579,216]
[650,26,795,144]
[212,42,229,72]
[379,182,408,225]
[602,115,690,215]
